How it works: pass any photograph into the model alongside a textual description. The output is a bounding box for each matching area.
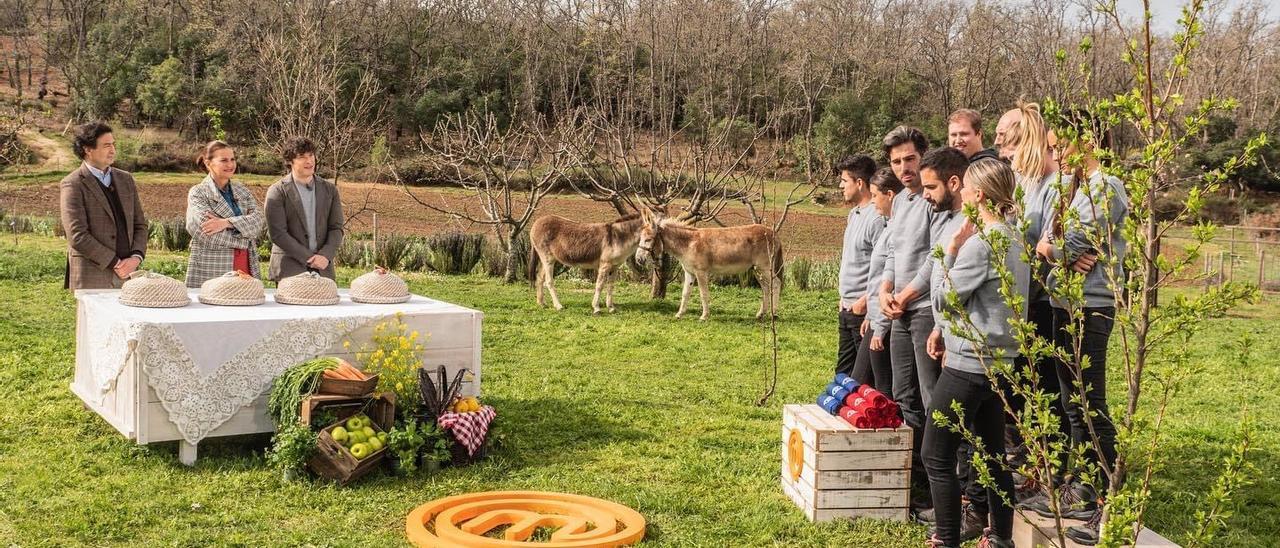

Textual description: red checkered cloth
[437,406,496,457]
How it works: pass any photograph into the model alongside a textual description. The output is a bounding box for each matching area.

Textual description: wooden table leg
[179,441,197,466]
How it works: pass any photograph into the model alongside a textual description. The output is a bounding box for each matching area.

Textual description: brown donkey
[528,214,645,314]
[636,210,783,321]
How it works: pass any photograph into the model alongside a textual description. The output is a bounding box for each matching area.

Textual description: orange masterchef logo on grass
[405,491,646,547]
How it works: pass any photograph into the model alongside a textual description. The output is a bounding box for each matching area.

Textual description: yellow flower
[342,340,351,349]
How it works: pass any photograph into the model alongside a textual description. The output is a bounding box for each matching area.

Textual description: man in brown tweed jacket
[58,122,149,289]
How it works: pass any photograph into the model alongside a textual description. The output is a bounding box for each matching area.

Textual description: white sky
[1111,0,1279,32]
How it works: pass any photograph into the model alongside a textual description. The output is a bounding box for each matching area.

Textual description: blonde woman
[923,159,1028,548]
[996,103,1071,481]
[184,140,266,287]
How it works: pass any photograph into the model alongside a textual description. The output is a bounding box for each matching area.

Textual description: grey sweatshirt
[926,208,971,330]
[1045,170,1130,309]
[1020,172,1063,304]
[881,189,935,310]
[839,202,887,305]
[865,230,892,337]
[936,222,1030,375]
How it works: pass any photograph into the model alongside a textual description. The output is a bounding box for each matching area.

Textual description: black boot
[959,502,988,542]
[1064,508,1103,546]
[1022,481,1097,520]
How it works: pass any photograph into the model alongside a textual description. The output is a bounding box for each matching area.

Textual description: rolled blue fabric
[827,385,851,402]
[818,394,843,415]
[836,374,860,392]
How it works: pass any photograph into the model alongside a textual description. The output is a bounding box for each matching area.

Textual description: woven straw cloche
[275,271,340,305]
[119,270,191,308]
[198,271,266,306]
[350,267,410,304]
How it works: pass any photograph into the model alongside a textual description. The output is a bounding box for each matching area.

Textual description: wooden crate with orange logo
[780,404,912,522]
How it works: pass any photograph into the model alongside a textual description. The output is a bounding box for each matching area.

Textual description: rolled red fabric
[851,395,879,419]
[839,406,873,429]
[843,393,866,409]
[856,384,892,409]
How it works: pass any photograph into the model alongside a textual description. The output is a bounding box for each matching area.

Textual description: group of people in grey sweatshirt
[833,107,1130,548]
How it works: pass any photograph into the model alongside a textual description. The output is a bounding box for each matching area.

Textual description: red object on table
[232,248,250,275]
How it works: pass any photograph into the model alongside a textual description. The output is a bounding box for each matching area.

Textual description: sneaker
[1023,481,1098,520]
[924,534,958,548]
[976,528,1015,548]
[1013,474,1041,504]
[1064,508,1103,546]
[911,506,937,524]
[960,502,988,542]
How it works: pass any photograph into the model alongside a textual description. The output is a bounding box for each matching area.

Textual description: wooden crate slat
[813,507,909,522]
[794,469,907,510]
[813,487,907,509]
[802,465,910,490]
[795,405,915,452]
[808,447,911,471]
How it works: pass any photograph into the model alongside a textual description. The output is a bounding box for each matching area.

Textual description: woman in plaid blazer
[184,141,266,287]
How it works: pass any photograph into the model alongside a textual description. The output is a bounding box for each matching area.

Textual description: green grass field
[0,234,1276,546]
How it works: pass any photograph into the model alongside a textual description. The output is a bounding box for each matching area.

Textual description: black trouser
[835,310,864,379]
[853,323,893,394]
[924,368,1015,546]
[1002,301,1071,475]
[890,306,940,498]
[1054,306,1118,475]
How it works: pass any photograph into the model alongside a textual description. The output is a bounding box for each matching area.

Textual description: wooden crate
[315,372,380,397]
[300,392,395,429]
[780,404,912,523]
[1013,511,1180,547]
[304,393,396,485]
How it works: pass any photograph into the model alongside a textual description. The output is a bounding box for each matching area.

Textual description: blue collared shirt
[85,163,112,188]
[218,183,243,217]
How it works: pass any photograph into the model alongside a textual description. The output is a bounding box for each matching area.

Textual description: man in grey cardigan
[264,137,345,281]
[876,126,937,518]
[834,155,885,379]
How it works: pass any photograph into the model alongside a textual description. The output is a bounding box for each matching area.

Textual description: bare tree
[397,110,580,282]
[257,1,385,184]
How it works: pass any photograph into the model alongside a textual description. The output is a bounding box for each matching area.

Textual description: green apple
[349,431,365,445]
[345,416,364,430]
[376,432,388,444]
[350,443,369,459]
[331,426,349,444]
[362,426,376,439]
[367,437,383,452]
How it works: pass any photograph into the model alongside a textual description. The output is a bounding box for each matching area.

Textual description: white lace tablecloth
[78,290,464,444]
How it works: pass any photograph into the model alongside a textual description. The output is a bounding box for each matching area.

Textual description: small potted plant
[267,422,318,481]
[387,419,427,476]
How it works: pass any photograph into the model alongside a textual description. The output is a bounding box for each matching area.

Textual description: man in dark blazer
[264,137,344,281]
[59,122,149,289]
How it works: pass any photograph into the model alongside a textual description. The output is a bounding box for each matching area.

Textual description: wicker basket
[118,270,191,308]
[198,271,265,306]
[275,271,340,306]
[350,267,410,304]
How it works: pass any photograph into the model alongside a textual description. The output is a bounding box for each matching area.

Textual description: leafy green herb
[268,357,340,426]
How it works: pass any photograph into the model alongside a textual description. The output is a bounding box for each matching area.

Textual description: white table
[70,289,482,465]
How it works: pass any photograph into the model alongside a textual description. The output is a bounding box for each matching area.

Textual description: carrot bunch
[322,358,369,381]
